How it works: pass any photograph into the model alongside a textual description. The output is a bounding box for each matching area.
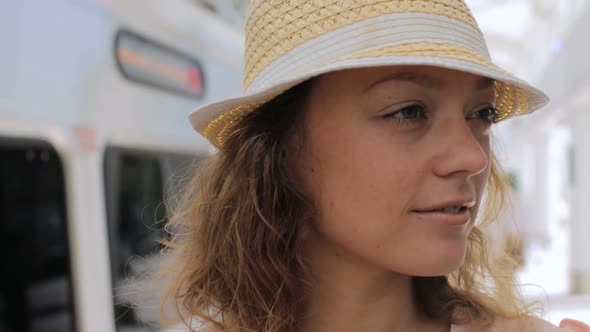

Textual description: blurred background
[0,0,588,331]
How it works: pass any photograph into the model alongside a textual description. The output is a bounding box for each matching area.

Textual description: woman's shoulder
[451,316,563,332]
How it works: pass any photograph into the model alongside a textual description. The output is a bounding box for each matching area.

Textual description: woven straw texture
[244,0,480,89]
[194,0,549,148]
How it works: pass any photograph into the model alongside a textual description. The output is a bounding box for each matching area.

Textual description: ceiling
[466,0,589,83]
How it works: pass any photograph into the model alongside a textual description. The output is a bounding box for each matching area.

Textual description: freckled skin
[297,65,495,277]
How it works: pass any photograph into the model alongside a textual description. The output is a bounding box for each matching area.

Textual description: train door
[0,138,76,332]
[104,146,200,331]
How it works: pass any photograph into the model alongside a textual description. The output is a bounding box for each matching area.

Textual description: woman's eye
[382,104,428,125]
[468,106,499,124]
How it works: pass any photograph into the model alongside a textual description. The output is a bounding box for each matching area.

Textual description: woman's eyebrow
[364,72,495,93]
[364,72,444,93]
[476,77,495,91]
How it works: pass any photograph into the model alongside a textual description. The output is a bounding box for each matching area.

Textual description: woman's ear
[299,223,312,241]
[290,128,304,154]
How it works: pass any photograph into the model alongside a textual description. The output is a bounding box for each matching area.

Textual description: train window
[103,147,198,331]
[115,30,206,99]
[0,139,75,332]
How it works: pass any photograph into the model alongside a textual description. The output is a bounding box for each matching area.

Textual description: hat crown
[243,0,487,92]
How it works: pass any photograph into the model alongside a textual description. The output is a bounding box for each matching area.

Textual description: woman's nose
[431,117,490,178]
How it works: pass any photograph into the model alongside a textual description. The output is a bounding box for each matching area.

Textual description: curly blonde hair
[158,79,534,331]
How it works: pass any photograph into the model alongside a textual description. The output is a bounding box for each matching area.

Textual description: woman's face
[297,65,496,276]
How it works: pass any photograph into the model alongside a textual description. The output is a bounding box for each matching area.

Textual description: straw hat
[190,0,550,148]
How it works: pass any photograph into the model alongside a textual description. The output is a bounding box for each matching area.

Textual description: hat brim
[191,48,549,148]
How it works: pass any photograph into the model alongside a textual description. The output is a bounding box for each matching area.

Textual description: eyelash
[468,106,500,123]
[382,103,429,126]
[382,103,499,126]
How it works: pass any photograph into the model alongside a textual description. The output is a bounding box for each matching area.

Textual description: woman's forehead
[319,65,495,91]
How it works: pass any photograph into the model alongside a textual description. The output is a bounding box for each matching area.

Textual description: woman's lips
[411,208,471,226]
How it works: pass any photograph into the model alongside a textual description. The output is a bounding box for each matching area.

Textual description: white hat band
[249,12,490,93]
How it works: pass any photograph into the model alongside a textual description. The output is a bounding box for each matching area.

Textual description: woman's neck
[297,229,449,332]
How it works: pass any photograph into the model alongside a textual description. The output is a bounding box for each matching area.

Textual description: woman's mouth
[412,205,472,225]
[427,206,468,214]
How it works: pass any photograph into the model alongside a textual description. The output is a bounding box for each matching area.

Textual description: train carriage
[0,1,243,331]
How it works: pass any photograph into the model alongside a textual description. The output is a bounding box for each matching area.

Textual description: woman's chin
[398,246,467,277]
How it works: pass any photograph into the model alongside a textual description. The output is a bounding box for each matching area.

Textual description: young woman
[159,1,590,331]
